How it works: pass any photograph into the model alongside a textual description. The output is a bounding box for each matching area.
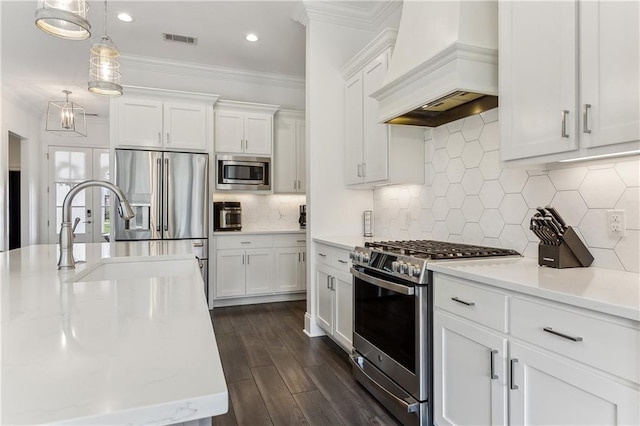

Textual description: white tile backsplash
[373,108,640,272]
[213,193,306,231]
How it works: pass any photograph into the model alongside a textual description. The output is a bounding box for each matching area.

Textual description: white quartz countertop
[313,235,378,251]
[1,241,228,425]
[429,257,640,322]
[213,228,305,236]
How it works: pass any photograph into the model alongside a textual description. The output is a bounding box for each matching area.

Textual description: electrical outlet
[607,209,626,237]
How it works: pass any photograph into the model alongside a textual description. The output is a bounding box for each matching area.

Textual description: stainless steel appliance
[298,205,306,229]
[216,154,270,191]
[214,201,242,231]
[350,240,520,426]
[113,149,209,298]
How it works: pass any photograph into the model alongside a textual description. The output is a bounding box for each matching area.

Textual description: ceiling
[1,0,311,119]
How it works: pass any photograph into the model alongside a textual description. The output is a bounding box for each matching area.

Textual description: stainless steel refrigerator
[113,149,209,298]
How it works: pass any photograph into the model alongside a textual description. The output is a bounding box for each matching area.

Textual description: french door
[48,146,111,244]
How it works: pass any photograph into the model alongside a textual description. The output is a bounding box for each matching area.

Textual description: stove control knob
[409,264,421,277]
[349,252,356,261]
[398,261,408,274]
[391,261,400,273]
[362,252,370,263]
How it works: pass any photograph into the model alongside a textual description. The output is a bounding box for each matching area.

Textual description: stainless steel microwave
[216,155,271,191]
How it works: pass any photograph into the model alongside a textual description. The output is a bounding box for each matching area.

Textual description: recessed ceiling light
[245,33,259,42]
[117,12,133,22]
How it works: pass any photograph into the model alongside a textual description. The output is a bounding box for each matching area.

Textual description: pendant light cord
[103,0,108,38]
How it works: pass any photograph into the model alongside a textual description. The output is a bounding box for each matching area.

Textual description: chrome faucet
[58,180,135,270]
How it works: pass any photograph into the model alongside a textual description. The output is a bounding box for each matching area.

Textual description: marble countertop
[429,257,640,322]
[1,241,228,425]
[312,235,377,251]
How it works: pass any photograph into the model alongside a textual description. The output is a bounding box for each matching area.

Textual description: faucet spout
[58,180,135,270]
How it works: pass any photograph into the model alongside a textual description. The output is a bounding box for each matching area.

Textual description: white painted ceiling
[1,0,310,119]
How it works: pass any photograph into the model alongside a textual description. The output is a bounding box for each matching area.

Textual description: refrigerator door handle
[156,158,162,232]
[163,158,169,232]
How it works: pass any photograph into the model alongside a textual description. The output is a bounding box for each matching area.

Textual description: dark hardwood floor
[209,301,400,426]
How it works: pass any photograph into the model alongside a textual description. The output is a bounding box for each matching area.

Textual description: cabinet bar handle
[318,253,327,257]
[297,180,301,190]
[338,259,348,264]
[158,132,162,144]
[241,241,251,244]
[561,110,570,138]
[327,275,331,289]
[296,240,305,243]
[331,276,336,290]
[166,132,170,144]
[510,359,519,390]
[451,297,475,307]
[302,252,305,262]
[357,164,362,177]
[490,349,498,380]
[543,327,583,342]
[246,255,250,265]
[298,252,301,262]
[362,163,367,177]
[583,104,592,134]
[242,255,245,265]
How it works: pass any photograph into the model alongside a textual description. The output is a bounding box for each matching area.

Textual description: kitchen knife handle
[545,205,567,229]
[561,110,570,138]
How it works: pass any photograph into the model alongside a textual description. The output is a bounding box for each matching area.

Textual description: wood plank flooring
[210,301,400,426]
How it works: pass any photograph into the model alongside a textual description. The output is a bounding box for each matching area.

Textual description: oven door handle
[351,267,415,296]
[350,354,419,414]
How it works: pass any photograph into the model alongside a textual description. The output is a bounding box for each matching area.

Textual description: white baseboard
[211,292,306,308]
[304,312,326,337]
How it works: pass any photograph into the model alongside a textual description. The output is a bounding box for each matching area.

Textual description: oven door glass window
[354,272,416,373]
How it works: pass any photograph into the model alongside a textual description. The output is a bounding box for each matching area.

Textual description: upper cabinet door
[500,1,579,161]
[117,98,164,147]
[274,117,297,193]
[244,114,272,155]
[580,1,640,149]
[164,102,207,151]
[362,51,389,184]
[345,73,364,185]
[215,111,244,153]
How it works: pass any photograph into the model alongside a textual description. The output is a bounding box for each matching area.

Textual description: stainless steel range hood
[372,0,499,127]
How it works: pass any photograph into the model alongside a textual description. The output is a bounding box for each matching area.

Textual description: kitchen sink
[71,258,198,282]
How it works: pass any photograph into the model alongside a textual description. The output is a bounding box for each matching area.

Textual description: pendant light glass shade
[35,0,91,40]
[88,35,122,96]
[46,91,87,137]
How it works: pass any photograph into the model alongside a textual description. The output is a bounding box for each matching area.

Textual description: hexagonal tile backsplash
[212,193,306,231]
[373,108,640,273]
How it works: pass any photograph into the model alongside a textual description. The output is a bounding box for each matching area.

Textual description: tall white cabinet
[500,0,640,163]
[341,29,424,188]
[274,110,305,193]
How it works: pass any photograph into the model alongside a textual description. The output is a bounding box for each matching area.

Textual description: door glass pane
[54,182,88,232]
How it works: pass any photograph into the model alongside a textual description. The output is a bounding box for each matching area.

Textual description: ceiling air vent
[163,33,197,45]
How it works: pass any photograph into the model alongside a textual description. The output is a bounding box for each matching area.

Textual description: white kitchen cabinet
[214,100,279,155]
[433,271,640,426]
[274,110,305,193]
[111,88,217,151]
[341,29,424,188]
[214,233,306,301]
[500,0,639,163]
[434,311,507,426]
[509,342,639,426]
[314,243,353,351]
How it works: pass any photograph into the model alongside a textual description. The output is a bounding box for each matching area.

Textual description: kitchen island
[1,241,228,425]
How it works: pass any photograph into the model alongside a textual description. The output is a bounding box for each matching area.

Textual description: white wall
[0,93,43,250]
[373,108,640,273]
[303,17,378,335]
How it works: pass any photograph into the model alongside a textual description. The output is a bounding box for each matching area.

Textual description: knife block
[538,226,594,269]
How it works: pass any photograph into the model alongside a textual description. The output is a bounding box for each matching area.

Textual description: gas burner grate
[364,240,520,260]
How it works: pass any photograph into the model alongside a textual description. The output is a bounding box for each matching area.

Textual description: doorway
[8,133,22,249]
[48,146,110,244]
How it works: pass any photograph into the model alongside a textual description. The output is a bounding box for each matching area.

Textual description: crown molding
[298,0,401,30]
[119,54,305,90]
[340,27,398,79]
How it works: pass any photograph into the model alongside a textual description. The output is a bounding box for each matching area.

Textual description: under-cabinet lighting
[558,150,640,163]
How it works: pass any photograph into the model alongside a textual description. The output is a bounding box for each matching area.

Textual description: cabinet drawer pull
[327,275,331,289]
[357,164,362,177]
[158,132,162,144]
[298,252,301,262]
[490,349,498,380]
[337,259,348,264]
[451,297,475,307]
[242,255,245,265]
[296,240,305,243]
[583,104,592,134]
[166,132,170,144]
[241,241,251,244]
[510,359,519,390]
[543,327,583,342]
[318,253,327,257]
[561,110,570,138]
[362,163,367,177]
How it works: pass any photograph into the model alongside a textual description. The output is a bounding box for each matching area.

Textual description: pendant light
[46,90,87,137]
[88,0,123,97]
[35,0,91,40]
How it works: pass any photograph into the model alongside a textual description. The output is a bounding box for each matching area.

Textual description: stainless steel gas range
[349,240,520,426]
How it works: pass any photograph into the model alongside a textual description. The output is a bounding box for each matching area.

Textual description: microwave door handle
[350,267,415,296]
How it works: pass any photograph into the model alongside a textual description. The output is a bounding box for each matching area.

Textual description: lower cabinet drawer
[510,297,639,383]
[216,234,274,250]
[332,248,351,272]
[275,234,306,247]
[434,273,508,333]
